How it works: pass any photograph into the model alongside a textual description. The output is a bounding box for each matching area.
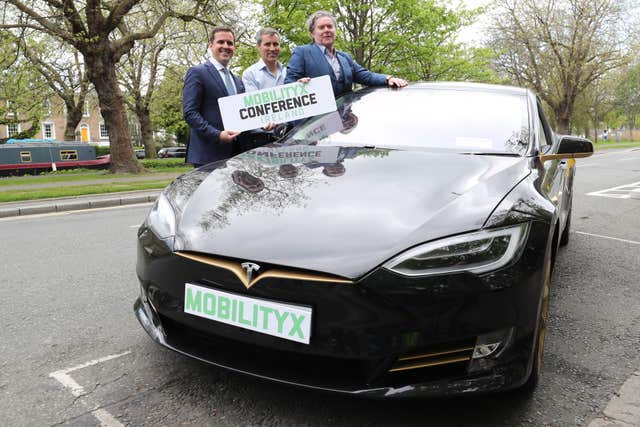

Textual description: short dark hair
[209,26,235,43]
[255,28,280,45]
[306,11,336,33]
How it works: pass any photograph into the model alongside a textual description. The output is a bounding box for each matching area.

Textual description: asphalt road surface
[1,148,638,426]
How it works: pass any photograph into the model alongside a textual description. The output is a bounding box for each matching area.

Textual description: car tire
[519,255,551,392]
[560,208,571,247]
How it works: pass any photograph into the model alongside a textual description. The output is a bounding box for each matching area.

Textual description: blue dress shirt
[242,59,286,92]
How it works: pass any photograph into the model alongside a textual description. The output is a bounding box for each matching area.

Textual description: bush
[141,158,188,169]
[95,146,110,156]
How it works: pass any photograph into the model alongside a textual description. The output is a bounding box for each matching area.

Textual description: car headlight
[383,223,530,277]
[146,193,176,240]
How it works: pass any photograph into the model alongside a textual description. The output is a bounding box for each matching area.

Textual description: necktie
[222,68,236,95]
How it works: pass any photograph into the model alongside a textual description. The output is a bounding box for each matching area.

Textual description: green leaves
[258,0,496,82]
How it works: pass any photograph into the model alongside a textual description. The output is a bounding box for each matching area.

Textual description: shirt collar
[209,56,228,72]
[257,58,283,72]
[315,43,335,57]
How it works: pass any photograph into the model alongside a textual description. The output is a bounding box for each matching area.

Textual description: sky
[458,0,494,46]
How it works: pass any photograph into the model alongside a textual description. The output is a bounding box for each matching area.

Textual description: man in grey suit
[183,26,245,167]
[285,11,407,96]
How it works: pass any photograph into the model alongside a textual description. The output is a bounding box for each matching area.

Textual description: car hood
[170,145,530,279]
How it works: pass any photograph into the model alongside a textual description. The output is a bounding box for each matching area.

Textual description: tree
[150,65,190,146]
[259,0,498,82]
[0,31,46,142]
[20,36,90,141]
[1,0,228,173]
[118,33,167,158]
[614,62,640,140]
[489,0,629,133]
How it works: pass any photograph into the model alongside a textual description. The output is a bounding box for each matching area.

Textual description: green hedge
[95,146,110,156]
[141,158,188,168]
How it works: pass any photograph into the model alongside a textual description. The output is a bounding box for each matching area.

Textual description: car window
[537,99,554,148]
[287,88,530,155]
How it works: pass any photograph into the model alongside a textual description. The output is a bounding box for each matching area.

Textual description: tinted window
[288,88,530,155]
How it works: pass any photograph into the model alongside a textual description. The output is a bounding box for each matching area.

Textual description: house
[1,95,111,144]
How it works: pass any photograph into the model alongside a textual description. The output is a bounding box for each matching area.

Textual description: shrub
[95,146,110,156]
[141,158,187,169]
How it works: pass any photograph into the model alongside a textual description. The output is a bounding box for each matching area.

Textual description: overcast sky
[458,0,494,45]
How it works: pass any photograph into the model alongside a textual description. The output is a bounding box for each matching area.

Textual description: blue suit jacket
[183,61,245,165]
[284,44,387,96]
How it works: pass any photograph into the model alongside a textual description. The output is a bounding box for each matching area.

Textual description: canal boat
[0,141,110,175]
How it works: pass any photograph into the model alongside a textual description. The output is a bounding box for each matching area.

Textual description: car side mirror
[539,135,593,162]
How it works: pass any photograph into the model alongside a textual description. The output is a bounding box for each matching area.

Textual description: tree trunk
[556,113,570,134]
[137,107,156,159]
[84,49,142,174]
[64,103,84,141]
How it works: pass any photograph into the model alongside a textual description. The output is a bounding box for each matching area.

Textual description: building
[1,95,111,144]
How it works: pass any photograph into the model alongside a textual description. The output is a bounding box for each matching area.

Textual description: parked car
[157,147,187,158]
[135,149,146,159]
[134,82,593,398]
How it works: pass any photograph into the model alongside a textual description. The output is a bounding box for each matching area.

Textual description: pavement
[0,189,161,218]
[0,173,182,218]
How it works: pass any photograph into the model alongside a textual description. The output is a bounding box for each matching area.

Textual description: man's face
[311,17,336,48]
[209,31,235,66]
[258,33,281,65]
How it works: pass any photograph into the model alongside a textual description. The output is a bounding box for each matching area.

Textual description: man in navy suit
[285,11,407,96]
[183,26,245,167]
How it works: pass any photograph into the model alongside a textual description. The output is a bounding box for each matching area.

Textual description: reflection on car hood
[172,145,530,279]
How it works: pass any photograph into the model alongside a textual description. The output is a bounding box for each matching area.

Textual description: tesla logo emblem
[240,262,260,283]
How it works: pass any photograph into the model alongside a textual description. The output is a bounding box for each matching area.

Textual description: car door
[537,100,570,233]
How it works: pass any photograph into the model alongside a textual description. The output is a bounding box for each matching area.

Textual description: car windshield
[285,87,530,155]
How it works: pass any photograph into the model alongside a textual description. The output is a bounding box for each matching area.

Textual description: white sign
[184,283,312,344]
[219,75,337,132]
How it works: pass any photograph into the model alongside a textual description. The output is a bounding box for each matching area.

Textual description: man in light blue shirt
[242,28,286,91]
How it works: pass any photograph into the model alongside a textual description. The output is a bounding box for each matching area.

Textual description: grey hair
[306,11,336,33]
[255,28,280,45]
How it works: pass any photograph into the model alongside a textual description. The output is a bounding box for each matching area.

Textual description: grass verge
[0,180,172,203]
[594,141,640,150]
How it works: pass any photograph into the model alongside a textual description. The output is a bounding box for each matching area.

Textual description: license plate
[184,283,312,344]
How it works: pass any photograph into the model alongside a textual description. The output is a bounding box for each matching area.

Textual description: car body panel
[172,148,531,279]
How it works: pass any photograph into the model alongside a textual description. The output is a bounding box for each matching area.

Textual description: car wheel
[520,255,551,392]
[560,208,571,246]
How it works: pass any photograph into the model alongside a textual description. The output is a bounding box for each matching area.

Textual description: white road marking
[588,371,640,427]
[574,231,640,246]
[92,408,125,427]
[49,371,86,397]
[587,181,640,199]
[51,350,132,375]
[49,351,131,427]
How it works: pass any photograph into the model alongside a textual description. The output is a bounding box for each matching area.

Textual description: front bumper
[134,222,550,398]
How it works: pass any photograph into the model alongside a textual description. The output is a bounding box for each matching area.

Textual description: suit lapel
[204,61,228,94]
[335,52,349,81]
[310,44,336,81]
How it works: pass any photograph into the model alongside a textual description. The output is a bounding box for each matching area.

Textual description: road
[1,148,638,426]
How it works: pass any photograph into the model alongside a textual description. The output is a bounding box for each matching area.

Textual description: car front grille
[389,342,474,373]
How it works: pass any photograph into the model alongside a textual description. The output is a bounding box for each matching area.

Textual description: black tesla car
[135,82,593,398]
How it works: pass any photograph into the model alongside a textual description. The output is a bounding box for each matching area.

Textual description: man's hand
[262,122,277,131]
[297,77,311,83]
[386,76,408,88]
[220,130,241,143]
